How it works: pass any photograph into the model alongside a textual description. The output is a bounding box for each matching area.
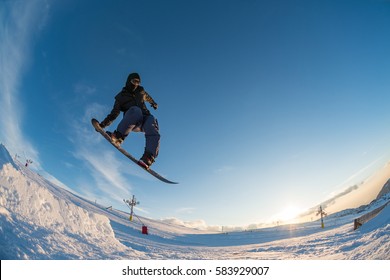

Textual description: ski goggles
[131,78,141,86]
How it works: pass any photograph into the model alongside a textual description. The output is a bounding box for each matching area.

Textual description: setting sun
[277,205,303,222]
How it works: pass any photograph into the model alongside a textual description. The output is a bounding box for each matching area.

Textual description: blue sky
[1,0,390,227]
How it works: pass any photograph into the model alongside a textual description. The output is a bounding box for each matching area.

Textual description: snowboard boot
[107,130,125,146]
[138,151,155,169]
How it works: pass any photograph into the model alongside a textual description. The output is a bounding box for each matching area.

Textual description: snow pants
[117,106,160,158]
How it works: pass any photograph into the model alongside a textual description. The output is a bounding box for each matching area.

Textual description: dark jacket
[100,86,157,128]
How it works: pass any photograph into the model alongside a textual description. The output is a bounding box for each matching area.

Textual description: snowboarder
[99,73,160,169]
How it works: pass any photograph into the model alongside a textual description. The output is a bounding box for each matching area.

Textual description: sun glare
[277,205,302,222]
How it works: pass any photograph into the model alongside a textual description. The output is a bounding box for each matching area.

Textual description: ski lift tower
[124,195,139,221]
[123,195,149,235]
[316,205,327,228]
[25,159,33,167]
[22,151,33,167]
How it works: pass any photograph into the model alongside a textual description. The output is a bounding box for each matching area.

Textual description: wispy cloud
[161,217,212,230]
[214,165,234,174]
[295,158,390,222]
[73,81,97,96]
[159,217,264,232]
[176,207,196,215]
[78,148,132,194]
[330,155,385,192]
[67,103,148,204]
[0,0,50,166]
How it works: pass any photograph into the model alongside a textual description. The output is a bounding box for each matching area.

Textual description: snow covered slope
[0,144,389,259]
[0,145,144,259]
[0,144,18,170]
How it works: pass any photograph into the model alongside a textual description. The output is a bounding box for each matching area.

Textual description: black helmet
[127,72,140,82]
[126,73,141,90]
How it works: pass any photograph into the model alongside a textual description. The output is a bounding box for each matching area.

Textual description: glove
[151,102,158,110]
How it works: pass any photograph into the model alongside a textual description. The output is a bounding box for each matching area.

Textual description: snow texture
[0,144,389,260]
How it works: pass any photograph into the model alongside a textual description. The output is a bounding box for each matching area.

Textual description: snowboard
[91,118,178,184]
